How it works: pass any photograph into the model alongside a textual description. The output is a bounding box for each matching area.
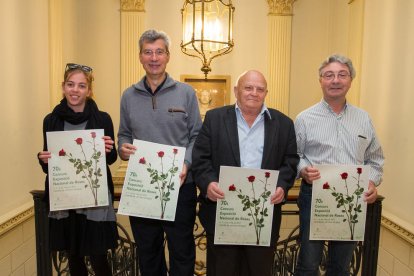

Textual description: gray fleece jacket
[118,74,202,182]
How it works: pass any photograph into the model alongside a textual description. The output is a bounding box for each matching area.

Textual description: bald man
[192,70,299,276]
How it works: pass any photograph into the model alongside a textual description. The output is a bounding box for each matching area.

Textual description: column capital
[120,0,145,12]
[267,0,296,15]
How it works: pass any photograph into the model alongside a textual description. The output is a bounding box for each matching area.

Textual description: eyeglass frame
[320,70,351,81]
[65,63,93,73]
[141,48,169,57]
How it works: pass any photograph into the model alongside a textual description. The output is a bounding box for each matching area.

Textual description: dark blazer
[192,105,299,236]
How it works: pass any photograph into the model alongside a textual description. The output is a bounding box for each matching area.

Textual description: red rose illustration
[324,169,365,240]
[64,134,103,206]
[234,172,272,245]
[247,175,255,183]
[140,148,179,219]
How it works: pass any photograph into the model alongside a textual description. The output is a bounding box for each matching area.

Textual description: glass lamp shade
[181,0,234,77]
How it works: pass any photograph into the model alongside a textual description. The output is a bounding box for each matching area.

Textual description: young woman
[37,63,118,276]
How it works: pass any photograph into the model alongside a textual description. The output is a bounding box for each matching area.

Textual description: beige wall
[290,0,351,117]
[1,0,414,274]
[0,0,49,214]
[378,225,414,275]
[360,0,414,229]
[60,0,121,147]
[0,217,36,275]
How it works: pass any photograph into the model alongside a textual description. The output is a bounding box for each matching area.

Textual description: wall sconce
[181,0,235,78]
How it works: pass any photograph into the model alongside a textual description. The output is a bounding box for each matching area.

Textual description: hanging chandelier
[181,0,235,78]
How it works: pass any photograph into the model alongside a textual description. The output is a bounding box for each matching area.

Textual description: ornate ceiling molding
[120,0,145,12]
[267,0,297,15]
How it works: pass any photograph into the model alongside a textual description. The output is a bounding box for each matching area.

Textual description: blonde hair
[62,68,95,98]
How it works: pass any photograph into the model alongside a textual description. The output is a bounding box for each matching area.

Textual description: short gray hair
[139,29,170,53]
[319,54,356,79]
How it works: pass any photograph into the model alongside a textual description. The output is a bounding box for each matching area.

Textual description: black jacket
[192,105,299,236]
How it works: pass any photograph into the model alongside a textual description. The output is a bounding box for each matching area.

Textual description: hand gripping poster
[47,129,109,211]
[118,140,185,221]
[214,166,279,246]
[310,165,370,241]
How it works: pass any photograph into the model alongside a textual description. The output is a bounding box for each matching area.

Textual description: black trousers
[204,206,281,276]
[129,182,197,276]
[206,236,276,276]
[68,254,111,276]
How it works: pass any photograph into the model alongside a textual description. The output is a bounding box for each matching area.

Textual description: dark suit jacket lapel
[262,111,279,168]
[224,106,241,166]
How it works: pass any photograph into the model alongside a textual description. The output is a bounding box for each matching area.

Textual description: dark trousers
[206,234,276,276]
[68,254,111,276]
[129,182,197,276]
[204,206,281,276]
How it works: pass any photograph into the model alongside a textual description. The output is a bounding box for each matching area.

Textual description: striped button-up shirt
[294,100,384,185]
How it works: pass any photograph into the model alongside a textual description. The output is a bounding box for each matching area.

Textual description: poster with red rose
[214,166,279,246]
[46,129,109,211]
[118,140,186,221]
[310,165,370,241]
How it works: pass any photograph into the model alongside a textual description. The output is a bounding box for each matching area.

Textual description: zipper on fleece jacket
[152,95,157,110]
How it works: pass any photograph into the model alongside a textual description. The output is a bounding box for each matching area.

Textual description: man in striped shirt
[294,54,384,276]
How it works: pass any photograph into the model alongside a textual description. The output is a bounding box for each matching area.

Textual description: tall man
[192,70,299,276]
[118,29,202,276]
[294,54,384,275]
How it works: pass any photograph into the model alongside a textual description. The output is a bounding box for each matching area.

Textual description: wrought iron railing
[31,190,382,276]
[49,223,137,275]
[272,195,383,276]
[30,190,137,276]
[272,225,363,275]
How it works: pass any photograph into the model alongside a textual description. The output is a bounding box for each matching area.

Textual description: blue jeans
[295,183,357,276]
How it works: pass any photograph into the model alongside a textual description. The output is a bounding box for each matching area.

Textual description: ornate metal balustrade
[31,190,138,276]
[49,225,136,276]
[31,190,382,276]
[273,195,383,276]
[273,225,363,275]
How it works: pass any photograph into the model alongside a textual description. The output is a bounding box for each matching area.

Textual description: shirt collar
[320,98,348,115]
[235,102,271,119]
[143,75,168,94]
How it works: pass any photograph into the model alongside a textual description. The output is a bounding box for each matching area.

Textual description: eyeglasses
[141,49,168,57]
[65,63,93,73]
[321,71,350,81]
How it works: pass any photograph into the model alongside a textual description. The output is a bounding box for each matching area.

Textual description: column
[346,0,365,106]
[266,0,296,114]
[114,0,146,192]
[48,0,64,109]
[120,0,146,92]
